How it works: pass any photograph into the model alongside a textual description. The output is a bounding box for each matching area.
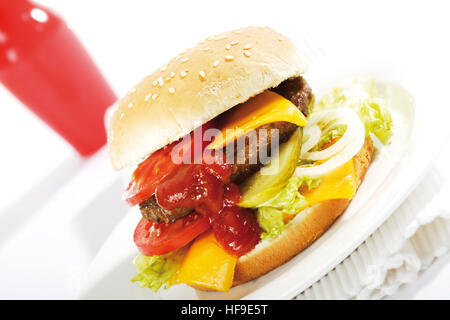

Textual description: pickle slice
[239,128,302,208]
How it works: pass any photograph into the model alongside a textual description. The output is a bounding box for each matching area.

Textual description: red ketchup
[155,153,262,257]
[0,0,116,156]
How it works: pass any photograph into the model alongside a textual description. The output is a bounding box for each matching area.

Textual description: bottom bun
[232,136,374,286]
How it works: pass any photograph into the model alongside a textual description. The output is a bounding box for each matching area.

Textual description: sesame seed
[152,80,158,87]
[203,47,211,52]
[214,35,226,41]
[157,77,164,87]
[213,60,220,68]
[128,87,136,95]
[277,36,284,41]
[230,40,239,46]
[180,70,188,78]
[128,103,133,108]
[145,93,152,101]
[170,71,175,78]
[243,50,252,57]
[119,113,125,119]
[152,93,159,100]
[199,70,206,80]
[243,44,252,50]
[168,87,175,94]
[225,44,231,50]
[160,65,167,72]
[225,55,234,61]
[180,57,189,63]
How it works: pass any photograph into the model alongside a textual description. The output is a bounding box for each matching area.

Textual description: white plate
[78,52,450,299]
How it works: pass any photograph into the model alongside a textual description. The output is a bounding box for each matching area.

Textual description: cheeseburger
[107,26,393,292]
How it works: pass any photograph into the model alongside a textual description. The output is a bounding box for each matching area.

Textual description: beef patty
[139,76,313,223]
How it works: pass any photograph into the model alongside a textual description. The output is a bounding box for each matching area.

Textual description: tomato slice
[123,120,217,206]
[123,144,178,206]
[134,212,211,256]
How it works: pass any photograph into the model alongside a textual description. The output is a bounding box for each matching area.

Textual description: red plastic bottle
[0,0,116,156]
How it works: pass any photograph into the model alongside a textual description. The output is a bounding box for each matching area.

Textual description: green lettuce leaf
[257,207,284,240]
[316,78,393,144]
[256,175,321,239]
[131,247,186,292]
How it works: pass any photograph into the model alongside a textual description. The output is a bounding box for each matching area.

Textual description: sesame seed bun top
[108,26,308,170]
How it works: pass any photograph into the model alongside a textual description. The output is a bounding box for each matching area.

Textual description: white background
[0,0,449,299]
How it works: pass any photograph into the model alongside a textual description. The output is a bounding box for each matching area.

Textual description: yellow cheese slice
[207,90,307,149]
[174,231,237,292]
[301,159,356,207]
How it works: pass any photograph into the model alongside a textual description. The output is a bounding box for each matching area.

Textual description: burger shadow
[0,156,83,248]
[70,177,129,260]
[79,251,139,299]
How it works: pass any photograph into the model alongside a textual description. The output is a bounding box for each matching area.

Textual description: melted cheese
[207,91,307,149]
[302,159,356,207]
[174,231,237,292]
